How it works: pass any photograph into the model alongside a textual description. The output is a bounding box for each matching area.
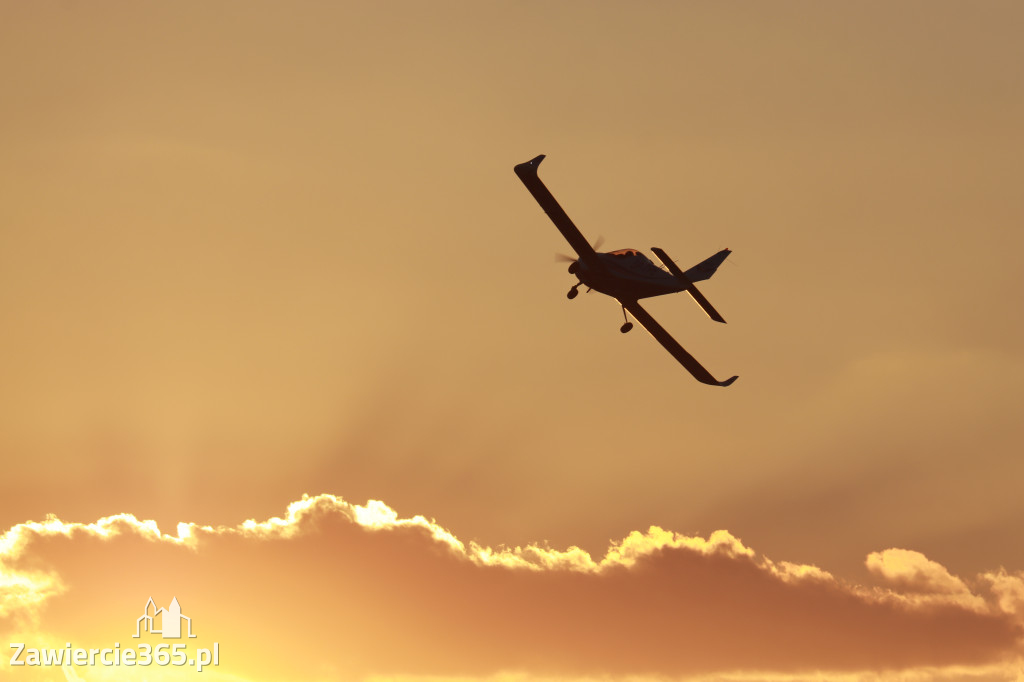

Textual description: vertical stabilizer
[683,248,731,282]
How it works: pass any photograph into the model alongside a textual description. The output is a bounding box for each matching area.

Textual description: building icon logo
[133,597,197,639]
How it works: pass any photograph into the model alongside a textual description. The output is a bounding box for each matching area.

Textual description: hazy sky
[2,2,1023,680]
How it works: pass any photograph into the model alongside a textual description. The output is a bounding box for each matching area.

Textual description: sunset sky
[2,2,1023,680]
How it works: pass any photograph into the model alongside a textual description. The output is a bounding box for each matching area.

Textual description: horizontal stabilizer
[650,247,727,323]
[683,282,727,323]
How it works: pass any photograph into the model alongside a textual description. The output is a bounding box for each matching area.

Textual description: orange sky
[2,1,1023,680]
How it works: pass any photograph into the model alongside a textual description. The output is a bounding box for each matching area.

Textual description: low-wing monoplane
[514,154,738,387]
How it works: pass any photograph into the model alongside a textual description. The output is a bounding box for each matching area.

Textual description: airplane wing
[620,298,738,387]
[513,155,602,269]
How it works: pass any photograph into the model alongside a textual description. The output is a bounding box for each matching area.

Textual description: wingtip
[513,154,545,177]
[719,375,739,387]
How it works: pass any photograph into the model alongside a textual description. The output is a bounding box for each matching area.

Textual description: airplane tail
[682,248,731,283]
[650,247,728,323]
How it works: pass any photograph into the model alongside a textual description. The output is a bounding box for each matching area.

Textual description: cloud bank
[2,494,1022,681]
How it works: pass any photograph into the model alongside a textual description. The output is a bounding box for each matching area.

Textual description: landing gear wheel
[620,322,633,333]
[567,287,579,300]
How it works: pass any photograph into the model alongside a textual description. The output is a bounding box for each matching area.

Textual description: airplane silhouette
[514,154,738,387]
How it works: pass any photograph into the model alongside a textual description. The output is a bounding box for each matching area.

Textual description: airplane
[513,154,738,387]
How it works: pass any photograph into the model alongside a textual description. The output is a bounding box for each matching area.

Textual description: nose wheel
[619,304,633,333]
[567,285,580,300]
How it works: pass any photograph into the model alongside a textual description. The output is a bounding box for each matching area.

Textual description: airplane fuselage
[572,249,686,300]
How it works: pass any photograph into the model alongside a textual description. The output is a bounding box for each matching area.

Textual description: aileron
[621,300,738,387]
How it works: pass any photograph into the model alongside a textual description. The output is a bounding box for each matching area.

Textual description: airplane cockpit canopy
[609,248,641,257]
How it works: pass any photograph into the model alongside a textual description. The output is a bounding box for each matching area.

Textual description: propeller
[554,235,604,263]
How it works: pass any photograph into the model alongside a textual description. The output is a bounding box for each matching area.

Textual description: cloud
[361,663,1024,682]
[866,547,988,611]
[1,494,1022,682]
[983,568,1024,622]
[0,563,63,625]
